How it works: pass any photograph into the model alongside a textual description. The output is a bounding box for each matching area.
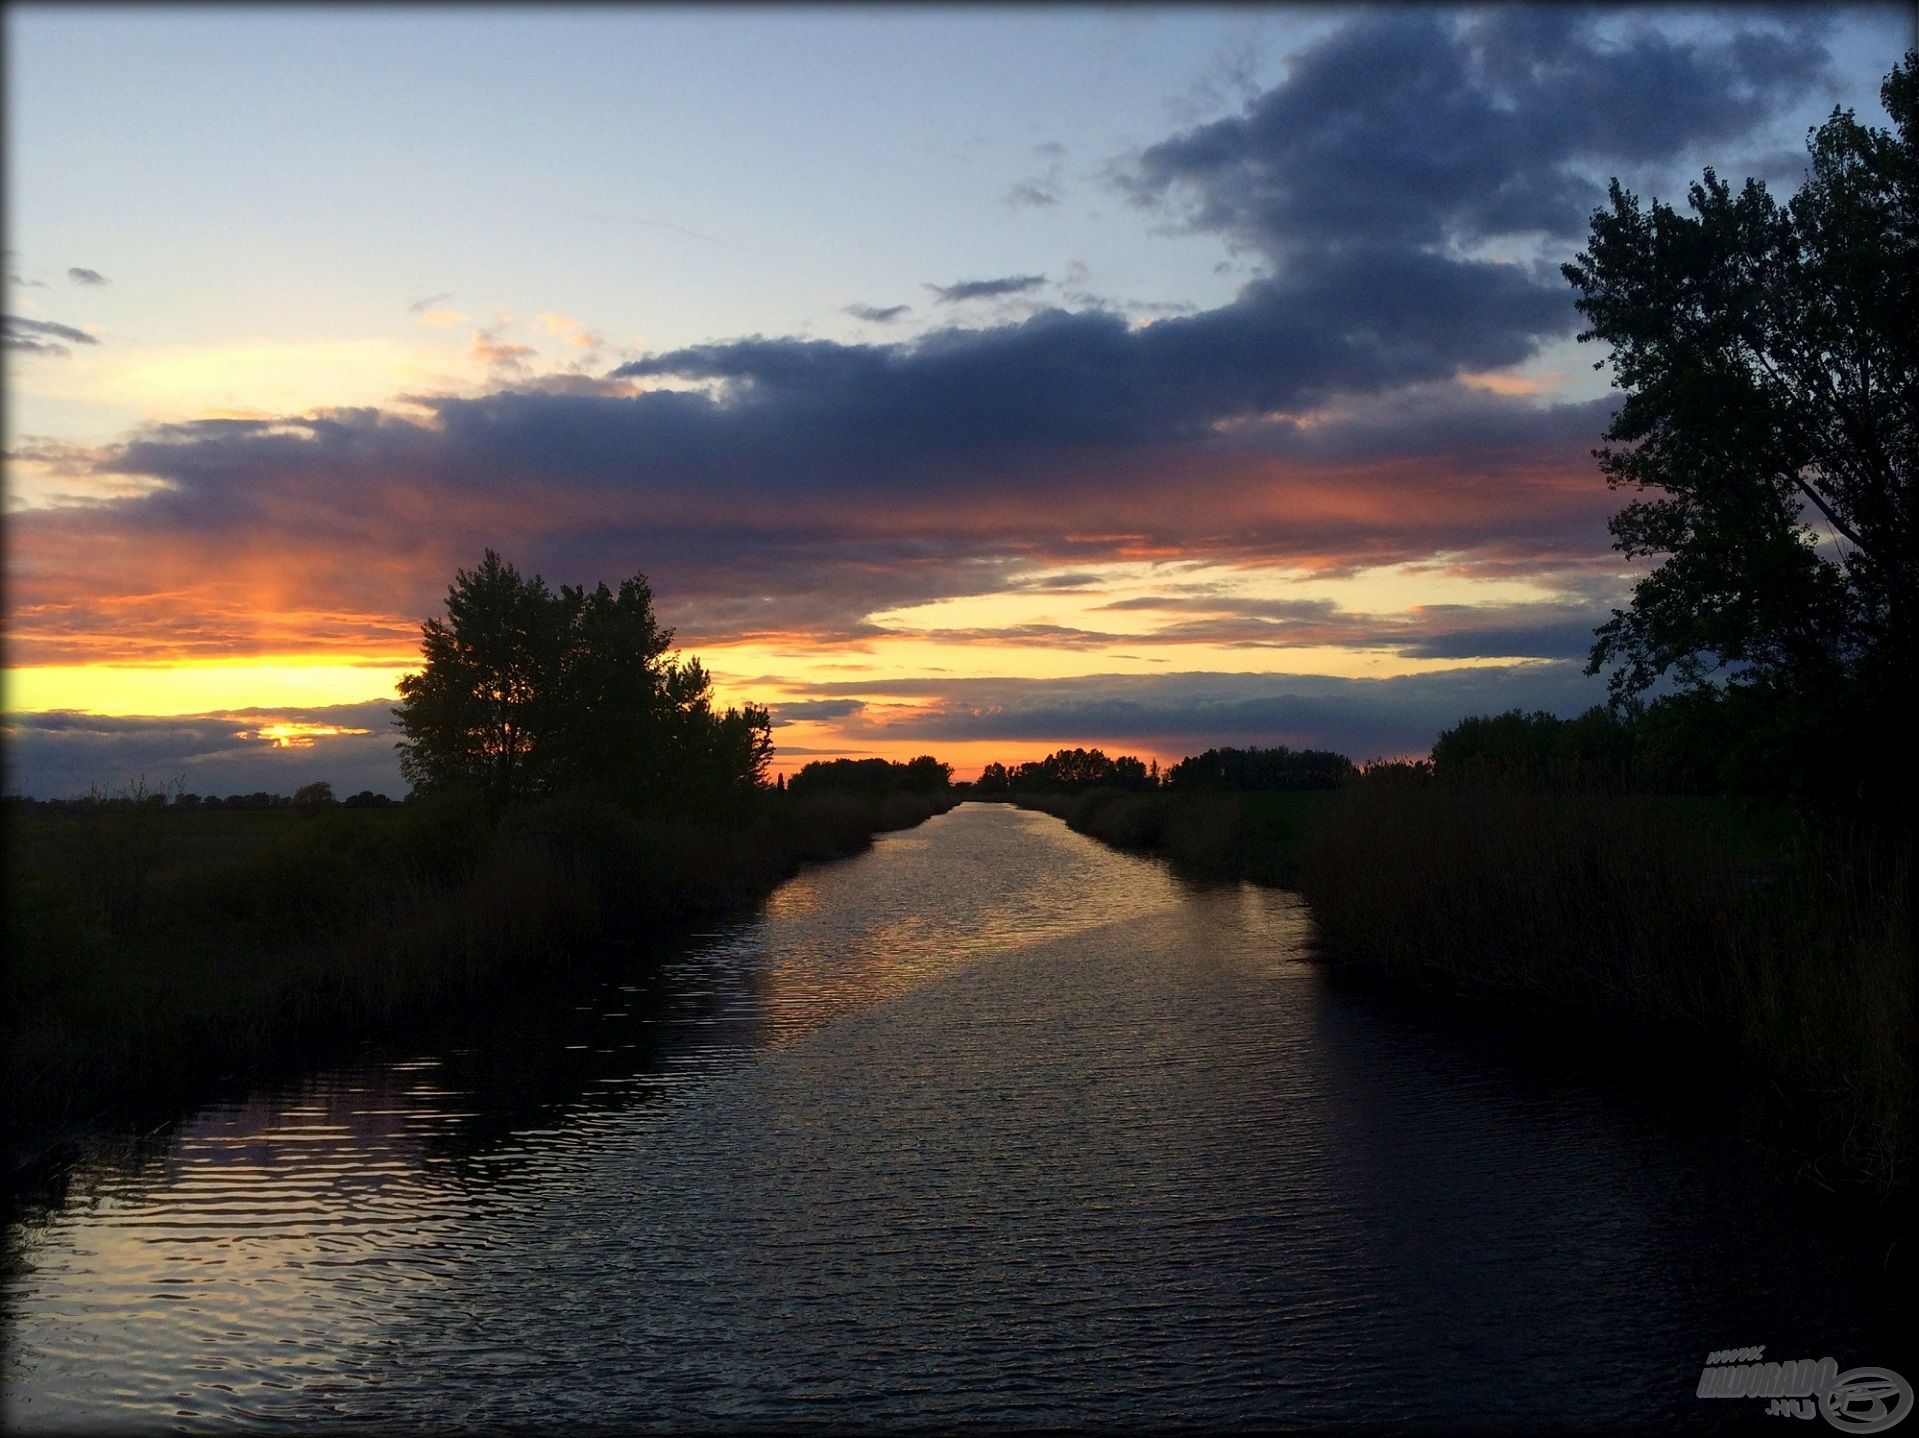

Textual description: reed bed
[1006,782,1912,1188]
[3,787,956,1144]
[1296,786,1914,1189]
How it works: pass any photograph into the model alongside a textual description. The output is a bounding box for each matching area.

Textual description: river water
[3,803,1909,1431]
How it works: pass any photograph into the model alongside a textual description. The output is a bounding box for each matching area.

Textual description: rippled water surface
[4,804,1909,1431]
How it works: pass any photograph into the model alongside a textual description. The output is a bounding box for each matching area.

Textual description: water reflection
[3,804,1908,1431]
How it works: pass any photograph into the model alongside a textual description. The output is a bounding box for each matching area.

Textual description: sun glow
[235,720,375,748]
[5,659,413,717]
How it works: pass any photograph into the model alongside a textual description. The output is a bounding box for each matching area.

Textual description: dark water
[3,803,1909,1431]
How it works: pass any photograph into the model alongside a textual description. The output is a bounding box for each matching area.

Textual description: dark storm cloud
[66,267,110,286]
[926,274,1049,304]
[844,303,911,324]
[4,314,99,355]
[1127,8,1832,257]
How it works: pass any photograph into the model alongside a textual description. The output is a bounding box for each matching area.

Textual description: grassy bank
[1009,788,1335,885]
[1297,786,1913,1190]
[1007,784,1913,1189]
[4,786,956,1147]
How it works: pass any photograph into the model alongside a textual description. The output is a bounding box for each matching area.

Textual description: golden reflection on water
[3,805,1909,1431]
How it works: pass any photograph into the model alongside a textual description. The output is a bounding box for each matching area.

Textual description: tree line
[785,756,952,798]
[971,745,1355,795]
[3,786,397,813]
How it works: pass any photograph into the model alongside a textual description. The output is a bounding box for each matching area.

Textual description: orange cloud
[469,329,537,370]
[233,719,374,748]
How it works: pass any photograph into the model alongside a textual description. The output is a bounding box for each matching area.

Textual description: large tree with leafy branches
[1564,53,1915,804]
[394,550,771,806]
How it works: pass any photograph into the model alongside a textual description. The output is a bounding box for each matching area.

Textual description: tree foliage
[1563,54,1916,803]
[973,748,1157,793]
[1163,745,1353,793]
[394,550,772,807]
[786,755,952,797]
[1431,709,1635,791]
[292,781,337,813]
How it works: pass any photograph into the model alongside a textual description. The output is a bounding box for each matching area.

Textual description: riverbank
[1006,787,1914,1190]
[4,787,957,1157]
[1009,787,1334,885]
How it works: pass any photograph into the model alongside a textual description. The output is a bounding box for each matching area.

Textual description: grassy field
[4,787,956,1150]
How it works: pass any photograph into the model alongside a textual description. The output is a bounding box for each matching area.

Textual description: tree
[786,755,950,798]
[394,550,565,803]
[898,755,953,792]
[1163,745,1353,792]
[1563,55,1916,801]
[293,781,337,813]
[394,550,773,806]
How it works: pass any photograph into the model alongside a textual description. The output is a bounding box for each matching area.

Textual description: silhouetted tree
[1164,745,1353,792]
[898,755,953,792]
[293,781,337,813]
[394,550,773,807]
[975,761,1011,794]
[1430,709,1635,791]
[1564,54,1916,809]
[787,755,950,798]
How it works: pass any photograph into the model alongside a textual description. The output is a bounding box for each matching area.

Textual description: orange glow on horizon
[238,720,375,748]
[5,659,414,717]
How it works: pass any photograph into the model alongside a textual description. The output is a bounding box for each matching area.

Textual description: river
[3,803,1909,1431]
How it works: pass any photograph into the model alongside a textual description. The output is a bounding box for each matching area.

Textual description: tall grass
[1004,779,1912,1188]
[1296,785,1913,1189]
[3,786,957,1143]
[1008,788,1333,885]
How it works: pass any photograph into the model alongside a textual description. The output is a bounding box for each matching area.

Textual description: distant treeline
[785,756,953,797]
[970,694,1911,813]
[6,782,397,813]
[973,744,1351,795]
[1419,697,1895,809]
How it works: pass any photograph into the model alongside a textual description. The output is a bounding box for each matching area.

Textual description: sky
[5,3,1913,798]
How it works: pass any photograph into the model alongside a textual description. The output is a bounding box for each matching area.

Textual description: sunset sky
[5,4,1912,797]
